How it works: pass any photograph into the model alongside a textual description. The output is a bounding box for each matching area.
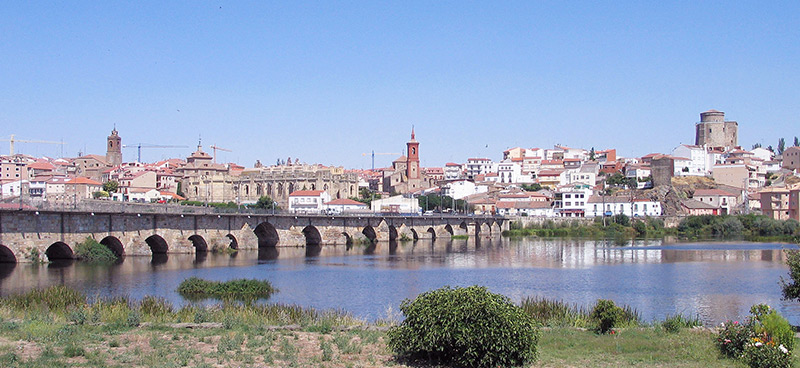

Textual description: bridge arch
[427,227,436,240]
[188,235,208,252]
[0,245,17,263]
[46,242,74,260]
[388,225,398,241]
[444,224,454,236]
[145,235,169,254]
[254,222,280,247]
[459,221,468,233]
[480,223,491,235]
[99,236,124,258]
[362,226,377,242]
[342,232,353,245]
[226,234,239,249]
[302,226,322,246]
[409,228,419,240]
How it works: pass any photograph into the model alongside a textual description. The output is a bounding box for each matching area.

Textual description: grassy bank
[1,286,798,367]
[1,319,788,367]
[504,214,800,243]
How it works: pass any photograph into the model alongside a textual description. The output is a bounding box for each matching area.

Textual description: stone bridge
[0,210,507,263]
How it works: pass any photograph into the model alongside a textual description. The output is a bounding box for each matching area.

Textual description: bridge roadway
[0,209,507,263]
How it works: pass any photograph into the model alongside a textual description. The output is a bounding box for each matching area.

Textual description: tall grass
[177,277,276,302]
[520,297,641,328]
[1,285,86,311]
[0,285,361,329]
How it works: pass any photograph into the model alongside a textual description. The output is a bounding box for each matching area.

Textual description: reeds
[520,296,641,328]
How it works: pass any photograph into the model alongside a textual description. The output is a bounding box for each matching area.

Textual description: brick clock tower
[406,128,420,180]
[106,128,122,167]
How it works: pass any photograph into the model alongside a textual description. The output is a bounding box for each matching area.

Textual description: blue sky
[2,1,799,168]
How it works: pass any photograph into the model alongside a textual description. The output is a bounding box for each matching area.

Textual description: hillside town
[2,110,800,221]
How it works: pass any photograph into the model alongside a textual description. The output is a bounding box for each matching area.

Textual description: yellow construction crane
[362,150,402,171]
[210,145,232,163]
[0,134,65,156]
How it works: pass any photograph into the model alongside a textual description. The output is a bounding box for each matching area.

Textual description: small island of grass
[177,277,277,301]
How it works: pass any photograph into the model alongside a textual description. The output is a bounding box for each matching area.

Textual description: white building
[288,190,331,213]
[672,144,712,176]
[466,158,494,179]
[324,198,368,214]
[442,180,486,200]
[371,195,420,214]
[444,163,463,180]
[497,160,531,184]
[585,196,662,217]
[556,187,592,217]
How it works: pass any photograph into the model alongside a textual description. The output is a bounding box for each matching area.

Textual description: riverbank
[1,286,799,367]
[1,320,794,367]
[503,214,800,244]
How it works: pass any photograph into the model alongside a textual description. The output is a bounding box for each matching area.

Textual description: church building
[383,128,434,194]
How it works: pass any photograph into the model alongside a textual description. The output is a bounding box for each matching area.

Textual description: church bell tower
[406,127,420,180]
[106,128,122,166]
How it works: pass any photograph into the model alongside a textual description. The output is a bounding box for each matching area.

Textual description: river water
[1,237,798,326]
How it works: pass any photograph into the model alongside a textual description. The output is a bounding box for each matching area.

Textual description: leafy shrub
[716,320,753,358]
[177,277,276,302]
[387,286,539,368]
[743,343,792,368]
[590,299,625,334]
[751,305,795,353]
[74,237,117,263]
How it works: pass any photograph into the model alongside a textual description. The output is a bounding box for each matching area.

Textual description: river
[1,237,798,326]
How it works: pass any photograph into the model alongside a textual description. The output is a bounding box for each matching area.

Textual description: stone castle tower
[695,109,738,149]
[406,128,420,180]
[106,128,122,166]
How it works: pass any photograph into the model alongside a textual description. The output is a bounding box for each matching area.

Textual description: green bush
[590,299,624,334]
[387,286,539,368]
[716,320,753,358]
[743,343,792,368]
[74,237,117,263]
[751,305,795,353]
[177,277,276,302]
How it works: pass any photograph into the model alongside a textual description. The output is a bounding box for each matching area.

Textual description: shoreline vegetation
[503,214,800,244]
[2,284,799,367]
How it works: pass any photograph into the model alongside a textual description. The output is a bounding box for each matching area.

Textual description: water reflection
[0,238,797,326]
[258,247,279,261]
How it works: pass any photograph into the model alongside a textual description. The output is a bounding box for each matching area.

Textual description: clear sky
[2,1,799,169]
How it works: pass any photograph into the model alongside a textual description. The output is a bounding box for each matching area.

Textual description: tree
[795,136,800,147]
[752,143,762,149]
[781,250,800,302]
[521,183,542,192]
[768,145,775,153]
[253,196,279,210]
[93,191,109,199]
[778,138,786,155]
[102,180,119,193]
[589,147,596,161]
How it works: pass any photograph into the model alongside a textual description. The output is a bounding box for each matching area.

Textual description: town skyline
[3,2,800,167]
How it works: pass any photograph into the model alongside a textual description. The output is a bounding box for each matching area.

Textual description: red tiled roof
[325,199,367,206]
[694,189,737,197]
[28,162,55,170]
[289,190,325,197]
[67,177,102,185]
